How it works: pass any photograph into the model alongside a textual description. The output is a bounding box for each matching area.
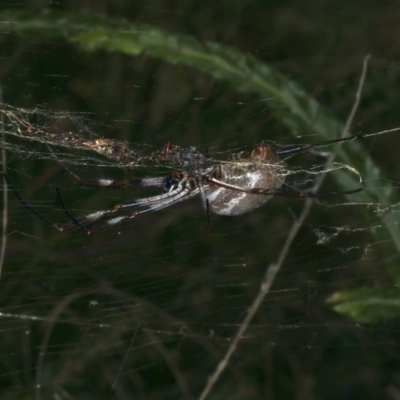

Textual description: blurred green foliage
[0,1,400,399]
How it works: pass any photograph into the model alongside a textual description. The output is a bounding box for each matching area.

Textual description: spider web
[1,3,400,400]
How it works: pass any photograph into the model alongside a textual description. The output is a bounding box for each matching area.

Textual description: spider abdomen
[204,145,287,216]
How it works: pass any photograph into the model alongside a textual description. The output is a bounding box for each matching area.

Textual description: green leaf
[327,288,400,323]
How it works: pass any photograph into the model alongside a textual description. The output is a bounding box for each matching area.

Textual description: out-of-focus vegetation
[1,1,400,399]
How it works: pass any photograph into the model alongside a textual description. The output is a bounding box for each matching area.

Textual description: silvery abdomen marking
[203,145,287,216]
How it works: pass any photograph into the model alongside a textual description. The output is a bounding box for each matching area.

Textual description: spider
[4,135,364,235]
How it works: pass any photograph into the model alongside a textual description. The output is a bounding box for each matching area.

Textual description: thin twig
[144,326,195,400]
[0,84,7,281]
[198,55,370,400]
[111,323,140,390]
[0,53,24,274]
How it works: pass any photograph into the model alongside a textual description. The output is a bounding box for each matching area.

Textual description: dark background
[1,1,400,399]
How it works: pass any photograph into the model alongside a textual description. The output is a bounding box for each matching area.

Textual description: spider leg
[75,214,136,235]
[55,178,177,233]
[118,187,194,208]
[138,188,199,213]
[208,176,363,198]
[262,187,364,198]
[60,182,199,234]
[84,188,198,234]
[197,180,211,225]
[115,185,199,213]
[3,172,64,232]
[205,198,211,226]
[46,143,165,189]
[56,186,85,231]
[3,171,188,234]
[120,190,180,206]
[58,208,120,233]
[274,133,368,156]
[28,186,121,234]
[76,176,165,189]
